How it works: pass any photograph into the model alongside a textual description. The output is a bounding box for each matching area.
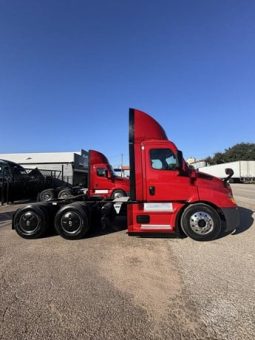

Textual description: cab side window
[150,149,177,170]
[0,165,11,178]
[4,167,11,177]
[9,164,26,177]
[97,168,107,177]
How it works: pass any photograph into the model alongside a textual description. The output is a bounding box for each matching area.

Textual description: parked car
[0,160,56,203]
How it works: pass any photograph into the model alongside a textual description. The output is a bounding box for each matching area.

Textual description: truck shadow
[45,226,124,239]
[231,206,254,235]
[219,206,254,239]
[0,201,34,227]
[0,201,35,229]
[0,210,16,228]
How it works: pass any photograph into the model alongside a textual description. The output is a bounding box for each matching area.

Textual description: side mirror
[224,168,234,183]
[190,170,197,179]
[107,170,113,179]
[176,150,183,171]
[225,168,234,176]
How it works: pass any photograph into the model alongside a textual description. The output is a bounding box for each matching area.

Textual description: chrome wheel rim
[189,211,214,235]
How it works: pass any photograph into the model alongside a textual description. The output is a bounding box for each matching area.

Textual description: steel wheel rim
[60,211,83,234]
[19,211,41,235]
[189,211,214,235]
[59,192,71,199]
[113,192,123,199]
[42,193,52,201]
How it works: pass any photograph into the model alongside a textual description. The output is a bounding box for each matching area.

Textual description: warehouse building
[0,150,88,186]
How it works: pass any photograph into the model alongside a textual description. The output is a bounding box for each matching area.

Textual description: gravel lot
[0,184,254,339]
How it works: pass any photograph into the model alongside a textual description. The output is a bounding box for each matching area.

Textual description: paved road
[0,185,254,339]
[231,183,255,208]
[231,183,255,199]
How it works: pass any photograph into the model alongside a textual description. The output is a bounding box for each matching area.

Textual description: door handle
[149,186,155,195]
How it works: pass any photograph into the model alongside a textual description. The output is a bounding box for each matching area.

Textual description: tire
[13,205,49,239]
[54,202,89,240]
[57,188,73,200]
[111,190,127,199]
[39,188,56,202]
[180,204,222,241]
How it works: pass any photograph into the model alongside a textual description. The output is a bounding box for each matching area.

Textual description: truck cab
[88,150,129,199]
[127,109,239,241]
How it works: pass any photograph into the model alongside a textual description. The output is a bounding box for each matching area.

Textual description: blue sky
[0,0,254,167]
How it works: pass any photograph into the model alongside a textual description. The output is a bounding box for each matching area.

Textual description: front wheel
[111,190,127,199]
[180,204,222,241]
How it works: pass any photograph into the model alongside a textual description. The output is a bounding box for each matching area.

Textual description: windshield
[9,163,27,176]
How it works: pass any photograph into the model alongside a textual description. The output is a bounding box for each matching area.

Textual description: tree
[205,143,255,165]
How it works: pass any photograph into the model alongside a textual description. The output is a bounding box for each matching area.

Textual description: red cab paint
[88,150,129,199]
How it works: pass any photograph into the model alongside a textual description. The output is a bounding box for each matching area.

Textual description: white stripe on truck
[141,224,172,230]
[95,190,109,194]
[143,203,173,212]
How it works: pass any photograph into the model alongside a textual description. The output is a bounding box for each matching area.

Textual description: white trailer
[199,161,255,183]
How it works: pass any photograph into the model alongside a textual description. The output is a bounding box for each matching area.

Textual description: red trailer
[12,109,239,241]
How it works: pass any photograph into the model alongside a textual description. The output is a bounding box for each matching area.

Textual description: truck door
[9,163,28,200]
[142,143,198,202]
[92,165,113,196]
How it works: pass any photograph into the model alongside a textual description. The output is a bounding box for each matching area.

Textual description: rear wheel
[13,205,49,239]
[180,204,222,241]
[39,188,56,201]
[57,188,73,199]
[54,203,89,239]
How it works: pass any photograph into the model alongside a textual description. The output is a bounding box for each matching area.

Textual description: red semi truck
[87,149,129,199]
[12,109,239,241]
[39,149,129,201]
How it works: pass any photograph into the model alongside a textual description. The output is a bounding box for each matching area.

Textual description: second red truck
[87,149,129,199]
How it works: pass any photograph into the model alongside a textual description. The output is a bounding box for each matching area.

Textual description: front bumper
[221,207,240,233]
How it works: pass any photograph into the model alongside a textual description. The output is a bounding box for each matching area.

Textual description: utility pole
[121,153,123,177]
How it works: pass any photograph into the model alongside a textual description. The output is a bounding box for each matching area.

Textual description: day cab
[127,109,240,241]
[88,150,129,199]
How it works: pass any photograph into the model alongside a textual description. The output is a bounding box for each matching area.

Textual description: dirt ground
[0,184,254,339]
